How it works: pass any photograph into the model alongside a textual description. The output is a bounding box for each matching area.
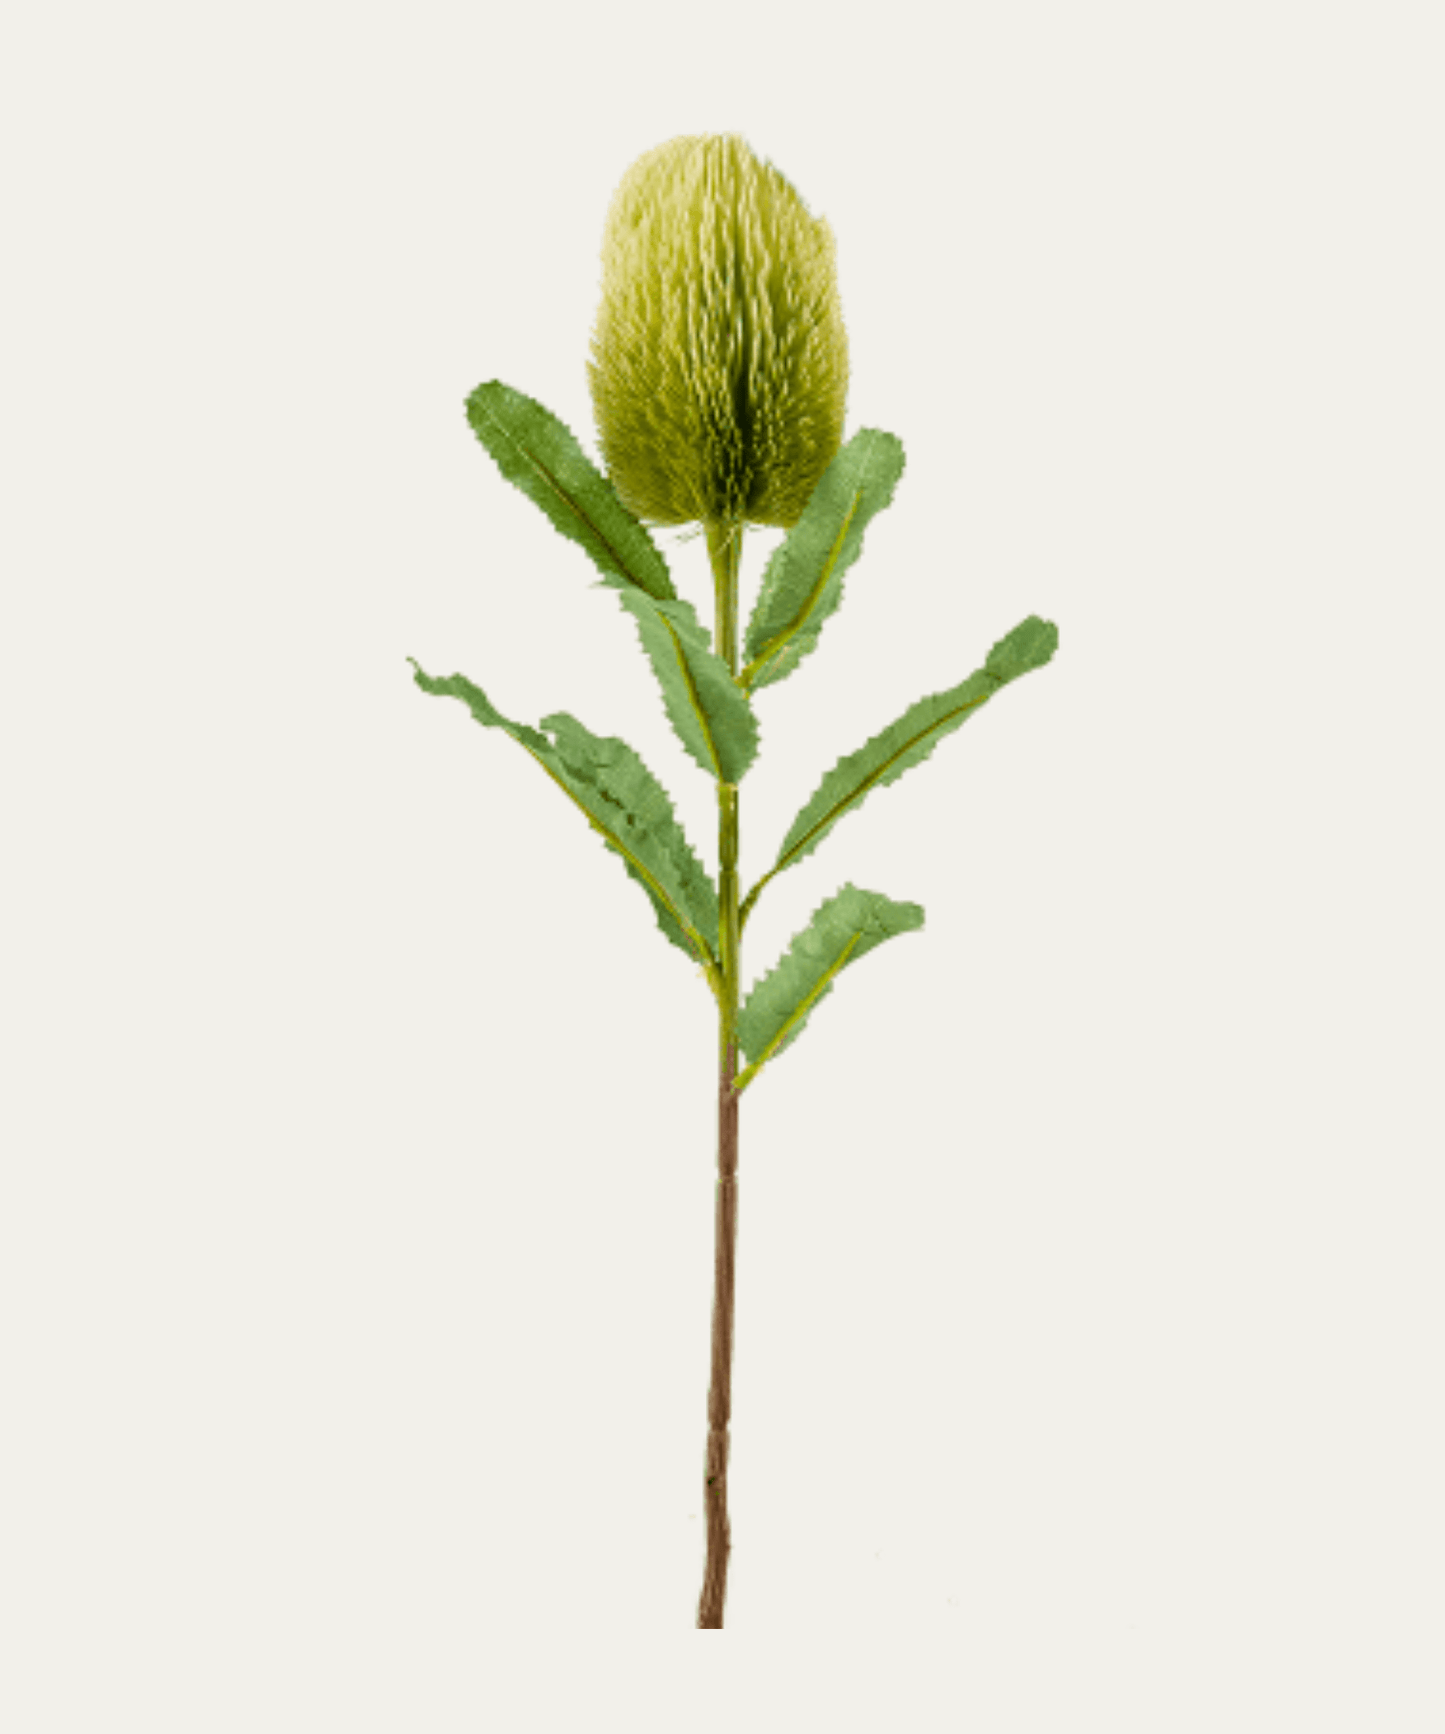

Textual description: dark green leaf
[409,659,719,976]
[466,379,677,603]
[602,584,761,784]
[734,883,924,1091]
[741,428,906,693]
[741,615,1058,927]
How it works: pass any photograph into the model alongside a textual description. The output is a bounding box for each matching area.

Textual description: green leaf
[408,659,720,980]
[733,883,924,1092]
[741,428,906,693]
[740,615,1059,929]
[601,583,762,785]
[465,379,677,603]
[466,380,760,784]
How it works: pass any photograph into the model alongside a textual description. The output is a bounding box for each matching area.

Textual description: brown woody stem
[697,1032,739,1627]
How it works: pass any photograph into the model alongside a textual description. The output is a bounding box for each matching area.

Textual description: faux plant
[408,133,1059,1628]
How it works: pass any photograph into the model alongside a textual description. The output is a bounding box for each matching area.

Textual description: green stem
[697,514,743,1629]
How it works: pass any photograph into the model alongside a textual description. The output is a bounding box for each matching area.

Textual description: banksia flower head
[588,133,850,533]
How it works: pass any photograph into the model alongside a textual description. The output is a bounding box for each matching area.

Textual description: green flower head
[587,133,850,533]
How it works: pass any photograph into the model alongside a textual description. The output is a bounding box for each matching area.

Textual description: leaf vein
[655,613,724,779]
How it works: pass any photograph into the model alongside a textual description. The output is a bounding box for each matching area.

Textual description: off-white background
[3,0,1441,1724]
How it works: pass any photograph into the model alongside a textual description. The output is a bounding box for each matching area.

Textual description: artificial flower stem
[698,515,744,1629]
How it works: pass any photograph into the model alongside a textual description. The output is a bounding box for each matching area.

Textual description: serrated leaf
[465,380,677,603]
[733,883,924,1090]
[741,427,906,693]
[408,659,719,977]
[601,582,761,784]
[741,615,1059,928]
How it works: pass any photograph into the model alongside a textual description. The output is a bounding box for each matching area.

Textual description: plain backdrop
[3,0,1442,1724]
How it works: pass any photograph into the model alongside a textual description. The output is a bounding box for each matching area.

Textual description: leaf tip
[987,614,1060,681]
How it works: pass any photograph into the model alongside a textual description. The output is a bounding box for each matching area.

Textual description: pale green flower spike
[588,132,850,532]
[407,132,1059,1631]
